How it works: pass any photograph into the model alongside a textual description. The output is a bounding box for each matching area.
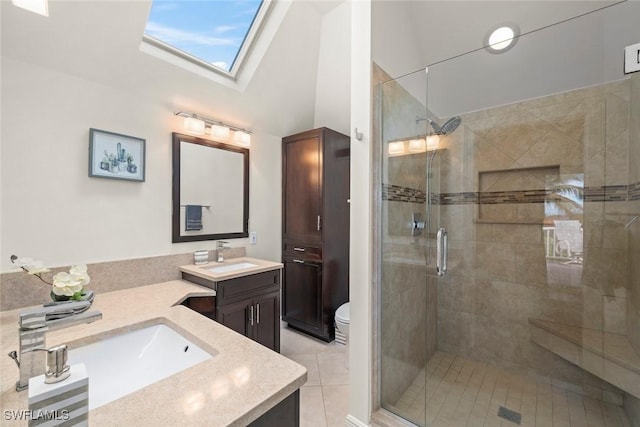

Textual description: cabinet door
[217,300,249,336]
[283,135,321,241]
[253,292,280,352]
[282,259,322,331]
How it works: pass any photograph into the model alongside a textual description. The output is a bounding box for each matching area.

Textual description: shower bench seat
[529,318,640,399]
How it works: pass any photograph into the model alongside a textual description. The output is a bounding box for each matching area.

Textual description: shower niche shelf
[477,165,560,225]
[529,318,640,399]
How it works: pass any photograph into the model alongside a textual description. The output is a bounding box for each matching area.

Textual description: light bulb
[408,138,426,153]
[388,141,405,156]
[211,124,230,141]
[234,130,251,147]
[426,134,440,151]
[488,26,515,51]
[184,116,205,135]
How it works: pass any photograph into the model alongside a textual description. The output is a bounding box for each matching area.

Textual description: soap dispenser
[28,344,89,426]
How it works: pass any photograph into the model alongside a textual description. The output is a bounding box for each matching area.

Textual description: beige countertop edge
[179,257,283,282]
[0,280,306,427]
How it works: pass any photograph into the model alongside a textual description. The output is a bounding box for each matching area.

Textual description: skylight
[144,0,265,75]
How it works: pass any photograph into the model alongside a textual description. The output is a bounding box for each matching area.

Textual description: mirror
[172,133,249,243]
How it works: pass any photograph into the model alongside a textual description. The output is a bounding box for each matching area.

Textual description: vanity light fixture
[389,134,441,157]
[12,0,48,16]
[174,111,252,147]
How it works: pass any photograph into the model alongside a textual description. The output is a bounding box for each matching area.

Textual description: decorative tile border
[583,185,628,202]
[382,182,640,205]
[630,181,640,201]
[382,184,426,204]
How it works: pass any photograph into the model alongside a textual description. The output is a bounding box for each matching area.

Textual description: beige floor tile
[279,325,348,426]
[281,327,331,356]
[300,386,327,427]
[322,385,350,427]
[317,352,350,386]
[287,353,321,386]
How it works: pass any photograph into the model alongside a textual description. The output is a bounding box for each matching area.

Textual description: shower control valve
[411,212,425,236]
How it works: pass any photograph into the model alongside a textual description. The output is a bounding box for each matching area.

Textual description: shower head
[441,116,461,134]
[427,116,462,135]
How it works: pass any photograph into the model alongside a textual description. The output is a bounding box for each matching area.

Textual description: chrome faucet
[216,241,229,263]
[9,300,102,391]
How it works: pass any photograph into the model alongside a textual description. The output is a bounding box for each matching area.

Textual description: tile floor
[390,352,631,427]
[280,326,350,427]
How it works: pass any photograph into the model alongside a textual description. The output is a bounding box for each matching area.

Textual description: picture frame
[89,128,145,182]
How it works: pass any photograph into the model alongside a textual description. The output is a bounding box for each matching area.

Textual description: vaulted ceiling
[3,0,638,130]
[1,0,341,136]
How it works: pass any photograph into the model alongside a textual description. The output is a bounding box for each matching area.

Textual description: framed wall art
[89,128,145,182]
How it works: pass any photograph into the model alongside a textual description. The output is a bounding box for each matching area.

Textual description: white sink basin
[207,262,258,274]
[68,324,212,409]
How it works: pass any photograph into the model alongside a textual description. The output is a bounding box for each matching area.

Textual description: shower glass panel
[379,3,639,426]
[380,70,435,426]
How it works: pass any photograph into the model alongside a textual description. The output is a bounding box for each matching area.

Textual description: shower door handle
[436,228,448,277]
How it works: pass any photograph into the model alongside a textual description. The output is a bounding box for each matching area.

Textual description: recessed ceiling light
[485,24,520,54]
[12,0,48,16]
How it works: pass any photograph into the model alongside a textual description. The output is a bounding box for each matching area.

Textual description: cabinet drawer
[217,270,280,306]
[283,243,322,260]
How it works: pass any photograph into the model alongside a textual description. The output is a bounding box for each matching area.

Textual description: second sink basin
[207,262,258,274]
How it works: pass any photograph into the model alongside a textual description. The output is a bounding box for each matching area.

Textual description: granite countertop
[179,257,284,283]
[0,280,306,426]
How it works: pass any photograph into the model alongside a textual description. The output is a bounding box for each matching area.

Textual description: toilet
[335,302,350,368]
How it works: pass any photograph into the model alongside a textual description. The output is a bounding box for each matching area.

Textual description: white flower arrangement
[11,255,91,301]
[52,265,91,297]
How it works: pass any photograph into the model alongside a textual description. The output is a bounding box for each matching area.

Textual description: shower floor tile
[392,352,631,427]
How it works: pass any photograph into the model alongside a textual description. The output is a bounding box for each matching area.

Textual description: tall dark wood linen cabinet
[281,128,350,342]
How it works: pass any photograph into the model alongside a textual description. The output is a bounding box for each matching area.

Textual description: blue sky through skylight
[145,0,264,72]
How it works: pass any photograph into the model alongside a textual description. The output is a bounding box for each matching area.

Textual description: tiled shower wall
[435,78,632,400]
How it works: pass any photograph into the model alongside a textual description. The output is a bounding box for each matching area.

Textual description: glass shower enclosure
[378,3,640,426]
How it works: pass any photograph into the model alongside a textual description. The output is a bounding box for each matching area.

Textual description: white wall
[349,1,373,425]
[313,1,351,135]
[0,57,282,271]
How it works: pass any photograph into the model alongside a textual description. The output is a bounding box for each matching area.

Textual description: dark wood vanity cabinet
[181,269,281,352]
[282,128,350,342]
[217,291,279,351]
